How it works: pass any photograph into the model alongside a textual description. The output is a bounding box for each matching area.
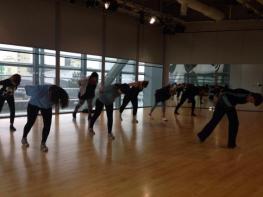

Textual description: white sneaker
[162,117,168,121]
[21,138,30,147]
[108,133,115,140]
[40,144,48,152]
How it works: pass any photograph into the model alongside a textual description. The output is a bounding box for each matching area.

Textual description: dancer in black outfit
[21,85,69,152]
[197,88,262,148]
[73,72,98,120]
[0,74,21,131]
[148,84,176,121]
[119,81,149,123]
[174,84,206,116]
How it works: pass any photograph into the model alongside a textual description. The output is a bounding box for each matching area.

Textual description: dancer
[21,85,69,152]
[0,74,21,131]
[89,83,129,140]
[174,84,206,116]
[73,72,98,120]
[119,80,149,123]
[148,84,176,121]
[197,89,262,148]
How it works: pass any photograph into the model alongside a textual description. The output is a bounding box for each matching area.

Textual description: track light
[104,2,110,9]
[149,16,156,24]
[104,0,119,11]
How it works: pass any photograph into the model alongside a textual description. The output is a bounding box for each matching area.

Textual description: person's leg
[162,101,168,121]
[22,104,39,147]
[89,99,104,134]
[149,95,158,117]
[226,109,239,148]
[105,104,115,140]
[7,96,16,131]
[40,107,52,152]
[119,94,130,121]
[190,97,196,116]
[131,97,138,123]
[87,98,93,120]
[72,98,85,119]
[174,94,187,114]
[197,106,225,142]
[0,96,5,112]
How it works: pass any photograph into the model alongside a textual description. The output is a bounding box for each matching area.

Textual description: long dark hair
[10,74,21,86]
[49,85,69,108]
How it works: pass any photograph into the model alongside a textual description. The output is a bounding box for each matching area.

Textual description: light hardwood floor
[0,107,263,197]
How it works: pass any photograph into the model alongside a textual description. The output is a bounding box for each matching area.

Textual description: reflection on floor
[0,107,263,196]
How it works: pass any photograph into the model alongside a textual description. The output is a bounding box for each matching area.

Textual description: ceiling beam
[236,0,263,17]
[256,0,263,5]
[115,0,186,24]
[176,0,225,21]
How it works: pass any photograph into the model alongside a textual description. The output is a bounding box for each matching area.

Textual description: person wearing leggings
[73,72,98,120]
[89,83,129,140]
[21,85,69,152]
[197,89,262,148]
[174,84,206,116]
[119,81,149,123]
[148,84,176,121]
[0,74,21,131]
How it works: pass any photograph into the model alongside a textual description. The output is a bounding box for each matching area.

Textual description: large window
[0,44,33,116]
[0,43,165,117]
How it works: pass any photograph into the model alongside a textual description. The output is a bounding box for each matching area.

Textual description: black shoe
[191,113,197,117]
[174,111,179,115]
[72,112,76,119]
[227,144,236,149]
[10,125,16,132]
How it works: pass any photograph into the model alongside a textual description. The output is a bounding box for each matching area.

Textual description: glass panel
[139,63,163,107]
[60,70,81,112]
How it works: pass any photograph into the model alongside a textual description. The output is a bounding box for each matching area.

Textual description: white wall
[166,20,263,64]
[0,0,164,64]
[0,0,55,49]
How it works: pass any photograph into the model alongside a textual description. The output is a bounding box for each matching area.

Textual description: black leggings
[197,106,239,147]
[89,99,113,134]
[0,95,15,124]
[119,94,138,116]
[175,94,196,114]
[23,104,52,144]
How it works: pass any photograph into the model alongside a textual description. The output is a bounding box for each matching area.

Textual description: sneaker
[88,128,95,135]
[40,144,48,152]
[72,112,76,119]
[227,144,236,149]
[108,133,115,140]
[196,136,202,144]
[174,111,179,115]
[162,117,168,121]
[132,119,139,124]
[10,125,16,132]
[21,138,30,147]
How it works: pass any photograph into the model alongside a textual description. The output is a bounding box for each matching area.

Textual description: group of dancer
[0,73,262,152]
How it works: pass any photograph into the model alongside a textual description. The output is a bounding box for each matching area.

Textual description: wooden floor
[0,107,263,197]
